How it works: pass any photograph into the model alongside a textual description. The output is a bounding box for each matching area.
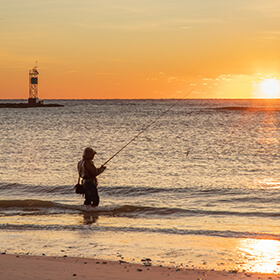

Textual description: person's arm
[77,161,82,177]
[84,161,106,178]
[96,165,106,175]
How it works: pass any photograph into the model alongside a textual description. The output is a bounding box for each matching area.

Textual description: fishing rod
[102,89,193,166]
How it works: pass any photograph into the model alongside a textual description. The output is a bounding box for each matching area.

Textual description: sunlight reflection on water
[238,239,280,274]
[254,179,280,190]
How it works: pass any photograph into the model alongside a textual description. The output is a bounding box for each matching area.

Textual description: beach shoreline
[0,253,278,280]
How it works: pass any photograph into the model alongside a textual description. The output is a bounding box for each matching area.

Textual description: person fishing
[76,90,192,206]
[77,147,106,207]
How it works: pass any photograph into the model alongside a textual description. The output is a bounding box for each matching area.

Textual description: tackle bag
[74,183,85,194]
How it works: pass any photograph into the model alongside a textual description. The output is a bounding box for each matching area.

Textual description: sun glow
[260,79,280,98]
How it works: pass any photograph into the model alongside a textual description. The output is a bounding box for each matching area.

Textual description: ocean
[0,99,280,273]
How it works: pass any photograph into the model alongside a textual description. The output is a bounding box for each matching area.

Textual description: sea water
[0,99,280,273]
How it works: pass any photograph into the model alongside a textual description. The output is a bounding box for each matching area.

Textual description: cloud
[63,70,78,74]
[167,76,186,83]
[95,72,113,76]
[109,5,147,15]
[0,33,30,40]
[70,16,224,33]
[70,21,163,31]
[179,26,192,30]
[257,31,280,41]
[216,74,232,81]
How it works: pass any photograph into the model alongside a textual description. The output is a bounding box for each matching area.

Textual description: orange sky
[1,1,280,99]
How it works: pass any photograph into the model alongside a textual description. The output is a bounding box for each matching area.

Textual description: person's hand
[100,165,106,172]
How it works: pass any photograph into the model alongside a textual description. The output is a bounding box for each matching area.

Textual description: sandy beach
[0,254,279,280]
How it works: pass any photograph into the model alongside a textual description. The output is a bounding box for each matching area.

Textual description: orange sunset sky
[1,0,280,99]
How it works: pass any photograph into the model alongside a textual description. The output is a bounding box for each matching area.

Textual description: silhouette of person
[77,147,106,207]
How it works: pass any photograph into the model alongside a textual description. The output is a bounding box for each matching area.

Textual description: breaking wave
[1,199,280,219]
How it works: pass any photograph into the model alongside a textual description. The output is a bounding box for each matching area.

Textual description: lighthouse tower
[28,63,39,104]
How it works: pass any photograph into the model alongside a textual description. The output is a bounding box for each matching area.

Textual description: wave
[1,199,280,219]
[0,182,225,198]
[1,222,280,241]
[0,199,56,208]
[0,183,72,195]
[2,182,279,198]
[0,182,184,195]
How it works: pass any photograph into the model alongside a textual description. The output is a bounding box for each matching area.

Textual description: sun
[260,79,280,98]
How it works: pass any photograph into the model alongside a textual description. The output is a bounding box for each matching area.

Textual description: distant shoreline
[0,103,64,108]
[0,98,280,101]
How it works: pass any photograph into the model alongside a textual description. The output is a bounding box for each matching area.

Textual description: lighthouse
[28,63,39,104]
[0,62,64,107]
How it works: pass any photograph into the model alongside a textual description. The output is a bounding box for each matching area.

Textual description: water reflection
[83,212,99,225]
[255,179,280,190]
[238,239,280,273]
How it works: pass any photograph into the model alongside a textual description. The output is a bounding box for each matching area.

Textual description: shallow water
[0,99,280,273]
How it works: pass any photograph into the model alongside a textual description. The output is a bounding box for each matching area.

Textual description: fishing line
[102,89,193,166]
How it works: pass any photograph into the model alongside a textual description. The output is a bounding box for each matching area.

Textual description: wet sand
[0,254,279,280]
